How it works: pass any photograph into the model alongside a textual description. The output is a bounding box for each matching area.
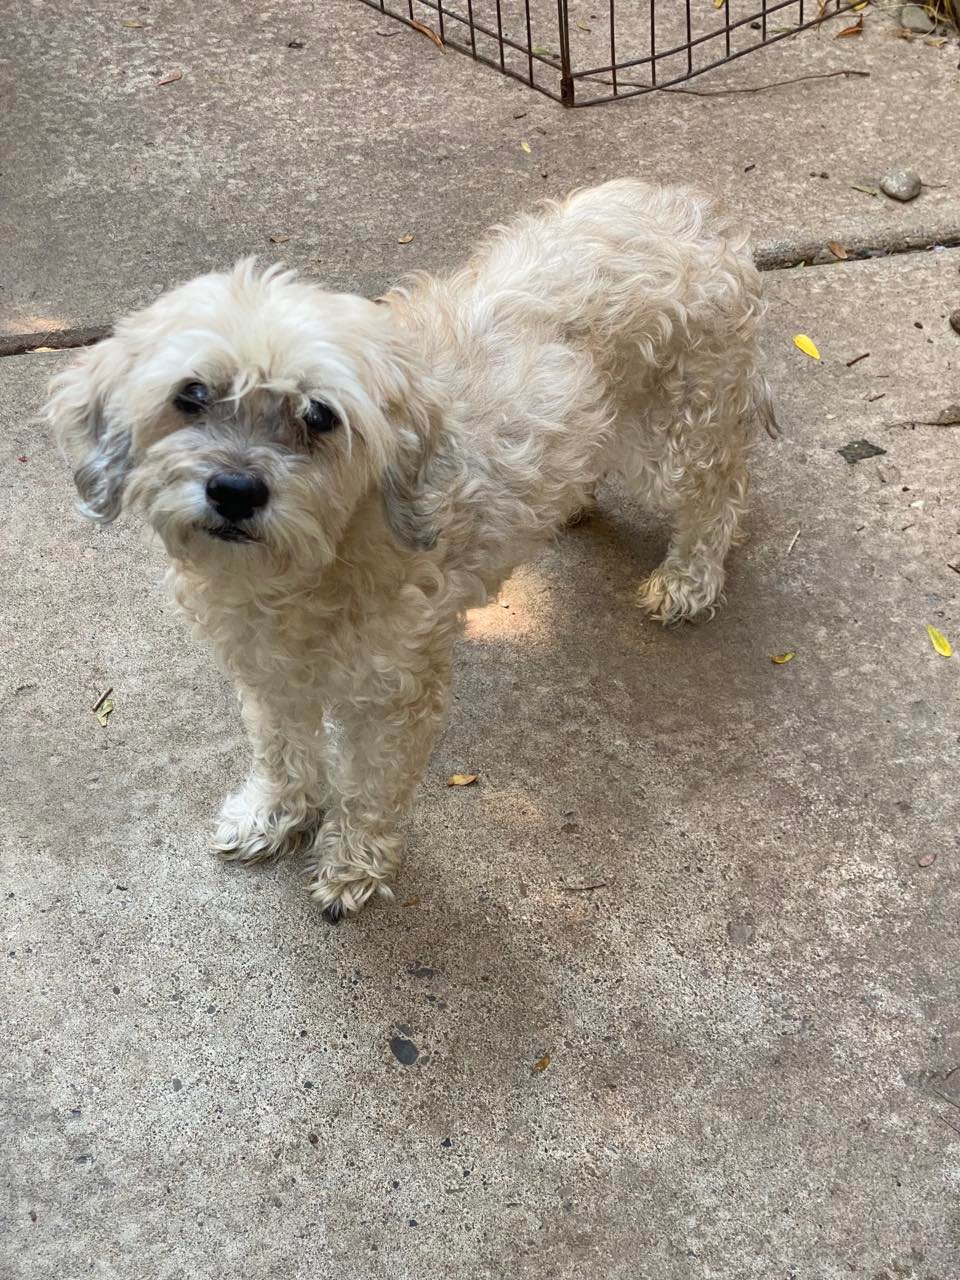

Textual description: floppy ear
[43,338,133,524]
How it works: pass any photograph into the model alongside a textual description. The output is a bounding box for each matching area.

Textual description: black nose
[206,472,270,522]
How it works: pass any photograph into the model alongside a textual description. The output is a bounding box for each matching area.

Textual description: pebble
[949,308,960,336]
[899,3,935,31]
[880,169,922,202]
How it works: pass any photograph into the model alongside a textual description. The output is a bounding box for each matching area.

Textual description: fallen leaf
[96,698,114,728]
[157,69,182,85]
[269,234,289,244]
[793,334,820,360]
[531,1054,551,1074]
[401,895,421,907]
[121,18,145,27]
[917,852,937,867]
[576,20,592,30]
[835,15,863,35]
[714,0,725,8]
[409,18,444,51]
[926,624,953,657]
[520,139,532,154]
[447,773,478,786]
[531,45,556,56]
[851,0,868,7]
[28,346,56,352]
[838,439,886,464]
[771,652,796,665]
[925,35,947,45]
[827,239,848,260]
[397,232,414,245]
[850,183,880,197]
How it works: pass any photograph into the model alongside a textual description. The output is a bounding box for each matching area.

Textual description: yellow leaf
[576,20,592,30]
[409,18,444,51]
[269,234,289,244]
[520,139,532,154]
[121,18,145,27]
[851,1,868,8]
[95,698,114,727]
[714,0,725,8]
[926,624,952,657]
[771,652,796,665]
[447,773,478,786]
[397,233,414,244]
[531,1054,551,1074]
[793,334,820,360]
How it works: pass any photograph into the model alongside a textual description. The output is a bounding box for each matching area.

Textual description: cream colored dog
[46,180,774,920]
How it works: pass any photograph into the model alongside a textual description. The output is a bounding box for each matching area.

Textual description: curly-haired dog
[45,180,775,919]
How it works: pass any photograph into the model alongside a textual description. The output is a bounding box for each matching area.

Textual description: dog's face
[44,261,441,573]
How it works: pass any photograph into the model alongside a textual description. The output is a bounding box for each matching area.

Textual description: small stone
[899,3,935,31]
[880,169,922,202]
[389,1035,419,1066]
[949,308,960,336]
[917,852,937,867]
[838,439,887,464]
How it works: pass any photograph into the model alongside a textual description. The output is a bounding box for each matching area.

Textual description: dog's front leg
[303,652,452,920]
[213,687,326,864]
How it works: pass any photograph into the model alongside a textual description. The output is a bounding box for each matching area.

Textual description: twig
[91,687,113,713]
[948,562,960,576]
[560,881,608,892]
[846,352,870,367]
[932,1087,960,1113]
[787,528,801,555]
[580,67,869,98]
[866,393,886,402]
[938,1114,960,1138]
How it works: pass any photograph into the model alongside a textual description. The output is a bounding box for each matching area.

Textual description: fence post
[557,0,575,105]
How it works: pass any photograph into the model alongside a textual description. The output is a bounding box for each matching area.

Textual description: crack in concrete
[2,236,958,357]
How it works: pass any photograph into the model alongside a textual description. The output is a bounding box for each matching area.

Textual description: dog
[45,180,775,920]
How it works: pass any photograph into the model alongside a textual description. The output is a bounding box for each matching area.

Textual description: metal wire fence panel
[356,0,858,105]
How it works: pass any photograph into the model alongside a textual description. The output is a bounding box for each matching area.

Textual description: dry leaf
[850,183,879,196]
[269,234,289,244]
[409,18,444,51]
[531,1054,551,1074]
[157,69,182,85]
[851,1,868,7]
[917,852,937,867]
[520,139,532,154]
[401,895,421,907]
[827,240,848,260]
[95,698,114,727]
[397,233,414,245]
[793,334,821,361]
[28,346,57,352]
[835,15,863,35]
[926,624,952,657]
[714,0,725,8]
[576,20,592,30]
[771,652,796,665]
[925,35,947,46]
[447,773,478,786]
[121,18,145,27]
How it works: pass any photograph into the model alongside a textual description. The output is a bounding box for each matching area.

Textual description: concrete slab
[3,248,959,1277]
[3,0,960,343]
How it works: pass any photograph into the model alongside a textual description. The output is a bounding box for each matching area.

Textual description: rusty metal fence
[357,0,856,106]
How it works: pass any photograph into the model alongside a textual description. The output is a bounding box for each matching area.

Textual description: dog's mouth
[200,523,258,544]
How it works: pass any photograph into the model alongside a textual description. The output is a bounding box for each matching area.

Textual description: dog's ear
[380,417,446,552]
[44,338,134,523]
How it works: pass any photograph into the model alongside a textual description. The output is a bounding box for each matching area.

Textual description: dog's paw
[213,792,316,865]
[638,564,723,625]
[303,825,401,919]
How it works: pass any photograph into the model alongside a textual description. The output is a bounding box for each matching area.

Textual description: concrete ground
[2,2,960,1278]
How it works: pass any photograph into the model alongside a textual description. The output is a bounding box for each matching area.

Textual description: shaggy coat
[45,181,774,918]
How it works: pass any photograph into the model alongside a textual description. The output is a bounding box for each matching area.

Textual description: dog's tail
[753,374,780,440]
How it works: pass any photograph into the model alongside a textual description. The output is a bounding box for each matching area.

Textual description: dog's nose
[206,472,270,522]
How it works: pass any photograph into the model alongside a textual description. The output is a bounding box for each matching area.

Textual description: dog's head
[44,261,445,572]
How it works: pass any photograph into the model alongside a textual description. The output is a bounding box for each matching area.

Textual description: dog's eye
[174,382,211,414]
[303,399,339,434]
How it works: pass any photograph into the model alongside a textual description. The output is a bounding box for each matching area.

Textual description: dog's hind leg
[635,404,751,625]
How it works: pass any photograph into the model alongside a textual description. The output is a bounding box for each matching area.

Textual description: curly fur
[44,180,775,918]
